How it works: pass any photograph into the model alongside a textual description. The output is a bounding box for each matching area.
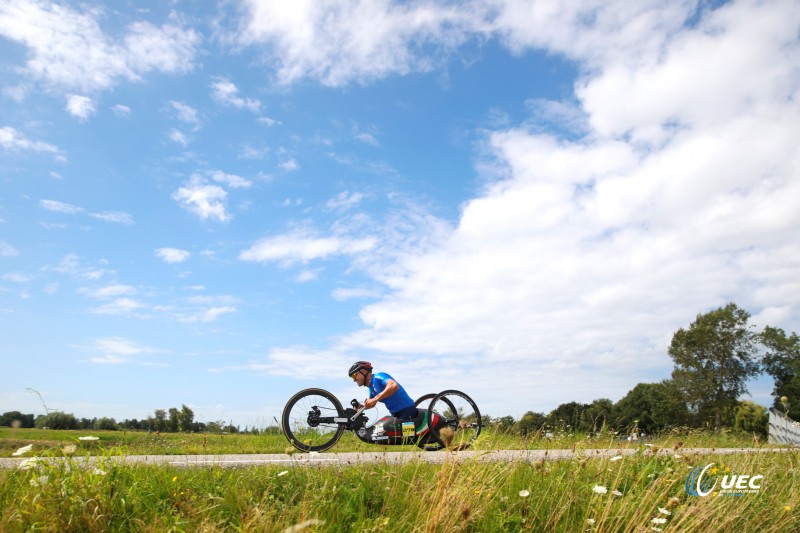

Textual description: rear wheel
[281,388,345,452]
[427,390,482,451]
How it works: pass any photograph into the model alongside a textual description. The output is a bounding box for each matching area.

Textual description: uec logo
[685,463,763,497]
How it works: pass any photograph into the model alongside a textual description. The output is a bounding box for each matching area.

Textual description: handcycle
[281,388,482,453]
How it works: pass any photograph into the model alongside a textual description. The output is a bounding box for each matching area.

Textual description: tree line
[3,303,798,437]
[486,303,799,438]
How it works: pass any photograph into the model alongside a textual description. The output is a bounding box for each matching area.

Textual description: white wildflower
[658,508,671,515]
[610,455,623,462]
[78,436,99,441]
[18,458,42,471]
[674,454,682,459]
[645,443,653,447]
[651,517,667,524]
[93,468,107,476]
[282,519,325,533]
[12,444,33,456]
[518,490,530,498]
[651,528,663,532]
[592,485,608,494]
[278,470,289,477]
[29,475,49,487]
[612,490,623,496]
[587,518,596,524]
[62,445,77,455]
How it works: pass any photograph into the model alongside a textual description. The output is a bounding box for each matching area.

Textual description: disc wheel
[427,390,482,451]
[281,388,345,452]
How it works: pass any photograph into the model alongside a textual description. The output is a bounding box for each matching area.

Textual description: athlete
[348,361,418,420]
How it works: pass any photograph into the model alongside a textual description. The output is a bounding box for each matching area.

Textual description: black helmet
[348,361,372,377]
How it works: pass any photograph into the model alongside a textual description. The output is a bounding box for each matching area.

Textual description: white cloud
[331,287,381,301]
[170,101,201,129]
[326,191,364,211]
[78,284,136,299]
[169,128,189,146]
[0,2,199,94]
[65,94,95,120]
[239,227,376,265]
[89,211,134,225]
[0,126,62,156]
[84,336,160,364]
[40,199,84,214]
[111,104,131,116]
[279,158,298,172]
[89,298,145,316]
[0,241,19,257]
[210,78,261,112]
[235,0,483,86]
[155,247,192,263]
[172,176,230,222]
[209,170,252,189]
[247,0,800,416]
[3,272,33,283]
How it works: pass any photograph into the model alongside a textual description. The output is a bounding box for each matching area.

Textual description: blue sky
[2,0,798,428]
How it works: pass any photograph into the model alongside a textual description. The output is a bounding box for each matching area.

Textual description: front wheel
[281,388,345,452]
[427,390,482,451]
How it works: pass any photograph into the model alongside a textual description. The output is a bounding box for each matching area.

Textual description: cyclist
[348,361,418,419]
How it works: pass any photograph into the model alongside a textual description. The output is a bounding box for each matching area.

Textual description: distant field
[1,427,796,532]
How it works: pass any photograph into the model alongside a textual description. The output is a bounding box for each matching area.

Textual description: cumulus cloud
[172,176,230,222]
[209,170,252,189]
[155,247,192,263]
[248,0,800,415]
[0,1,199,94]
[65,94,95,120]
[170,101,201,129]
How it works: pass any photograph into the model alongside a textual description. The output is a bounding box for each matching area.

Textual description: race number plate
[402,421,415,436]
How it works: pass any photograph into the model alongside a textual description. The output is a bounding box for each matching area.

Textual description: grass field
[1,428,797,532]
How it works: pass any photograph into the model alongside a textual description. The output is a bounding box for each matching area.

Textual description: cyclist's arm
[364,379,399,409]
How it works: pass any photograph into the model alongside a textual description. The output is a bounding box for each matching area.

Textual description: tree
[613,381,689,434]
[179,404,194,432]
[153,409,167,432]
[582,399,613,433]
[761,326,800,413]
[547,402,586,432]
[0,411,35,428]
[94,417,118,431]
[35,411,77,430]
[516,411,547,436]
[669,303,761,431]
[734,400,768,438]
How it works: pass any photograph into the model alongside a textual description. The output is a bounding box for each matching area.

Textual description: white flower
[29,475,48,487]
[93,468,107,476]
[587,518,596,524]
[658,508,671,515]
[612,490,623,496]
[651,517,667,524]
[518,490,530,498]
[62,445,77,455]
[674,454,682,459]
[645,443,653,447]
[592,485,608,494]
[610,455,623,462]
[278,470,289,477]
[651,528,663,532]
[12,444,33,456]
[18,458,42,471]
[78,436,99,441]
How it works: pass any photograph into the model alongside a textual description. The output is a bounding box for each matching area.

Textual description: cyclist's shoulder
[372,371,392,381]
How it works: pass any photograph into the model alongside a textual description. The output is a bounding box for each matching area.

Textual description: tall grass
[1,441,796,531]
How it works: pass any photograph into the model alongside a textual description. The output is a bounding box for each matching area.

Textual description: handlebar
[350,398,367,421]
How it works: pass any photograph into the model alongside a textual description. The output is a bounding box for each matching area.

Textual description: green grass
[1,441,797,532]
[0,425,771,458]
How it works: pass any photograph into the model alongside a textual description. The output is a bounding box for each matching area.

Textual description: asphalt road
[1,446,795,469]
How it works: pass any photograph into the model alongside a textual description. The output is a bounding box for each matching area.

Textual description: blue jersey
[369,372,414,416]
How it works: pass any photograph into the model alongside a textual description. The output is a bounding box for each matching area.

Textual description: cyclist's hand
[364,397,378,409]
